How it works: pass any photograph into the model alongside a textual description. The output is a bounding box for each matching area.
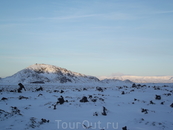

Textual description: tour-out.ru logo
[55,120,118,129]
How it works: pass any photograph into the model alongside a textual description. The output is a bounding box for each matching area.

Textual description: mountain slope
[0,64,100,84]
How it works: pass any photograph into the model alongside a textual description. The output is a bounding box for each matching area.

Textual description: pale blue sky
[0,0,173,78]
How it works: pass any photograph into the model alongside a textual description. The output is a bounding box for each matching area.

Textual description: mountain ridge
[1,63,172,84]
[99,75,173,83]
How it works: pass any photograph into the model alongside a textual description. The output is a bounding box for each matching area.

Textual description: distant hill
[0,64,100,84]
[99,75,173,83]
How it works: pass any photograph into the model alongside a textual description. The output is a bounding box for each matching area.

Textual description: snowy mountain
[100,75,173,83]
[0,64,100,84]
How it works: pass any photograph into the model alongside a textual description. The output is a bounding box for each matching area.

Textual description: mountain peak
[27,63,68,74]
[1,63,100,84]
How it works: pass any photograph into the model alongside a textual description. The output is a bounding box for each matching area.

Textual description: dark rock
[57,96,65,105]
[170,103,173,108]
[54,90,59,92]
[155,95,161,100]
[18,83,26,93]
[134,98,138,101]
[19,96,29,100]
[132,83,137,88]
[164,93,171,96]
[96,87,103,92]
[36,86,43,91]
[91,99,97,102]
[130,89,134,92]
[121,91,125,95]
[40,118,49,124]
[93,112,98,116]
[137,84,141,87]
[89,95,92,98]
[122,126,127,130]
[102,106,107,116]
[161,101,165,105]
[1,97,8,100]
[83,88,87,91]
[38,94,43,97]
[150,100,155,104]
[53,105,56,110]
[141,108,148,114]
[60,90,64,93]
[10,90,16,92]
[99,98,104,102]
[80,96,89,103]
[11,106,22,115]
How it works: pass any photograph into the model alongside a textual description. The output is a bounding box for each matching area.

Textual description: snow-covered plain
[0,83,173,130]
[0,64,173,130]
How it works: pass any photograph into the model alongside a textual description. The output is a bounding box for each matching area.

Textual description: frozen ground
[0,83,173,130]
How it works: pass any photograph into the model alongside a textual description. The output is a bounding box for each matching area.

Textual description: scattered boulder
[1,97,8,101]
[161,101,165,105]
[80,96,89,103]
[96,87,103,92]
[99,98,104,102]
[150,100,155,104]
[53,104,56,110]
[164,93,171,96]
[89,95,92,98]
[155,95,161,100]
[134,98,138,101]
[170,103,173,108]
[153,86,160,90]
[29,117,49,128]
[11,106,22,115]
[121,91,125,95]
[57,96,65,105]
[122,126,127,130]
[137,84,141,87]
[141,108,148,114]
[40,118,49,124]
[91,99,97,102]
[19,96,29,100]
[60,90,64,93]
[36,86,43,91]
[18,83,26,93]
[38,94,43,97]
[10,90,16,92]
[102,106,107,116]
[83,88,87,91]
[54,90,59,92]
[132,83,137,88]
[93,112,98,116]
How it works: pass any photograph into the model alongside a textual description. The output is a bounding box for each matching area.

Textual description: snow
[0,83,173,130]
